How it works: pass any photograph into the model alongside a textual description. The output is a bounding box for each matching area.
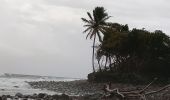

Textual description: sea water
[0,73,76,96]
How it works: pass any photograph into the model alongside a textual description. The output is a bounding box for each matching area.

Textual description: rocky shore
[27,80,154,95]
[27,80,104,95]
[26,80,170,100]
[0,80,170,99]
[0,93,70,100]
[0,92,104,100]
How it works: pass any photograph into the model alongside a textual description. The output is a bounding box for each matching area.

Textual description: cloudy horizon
[0,0,169,78]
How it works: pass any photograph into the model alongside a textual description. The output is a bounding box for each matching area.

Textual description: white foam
[0,78,31,89]
[0,76,77,96]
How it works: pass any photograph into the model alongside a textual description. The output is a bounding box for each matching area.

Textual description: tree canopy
[97,25,170,77]
[82,7,170,79]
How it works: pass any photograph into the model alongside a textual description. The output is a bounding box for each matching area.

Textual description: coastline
[27,80,104,96]
[27,80,170,100]
[0,80,170,99]
[0,80,105,100]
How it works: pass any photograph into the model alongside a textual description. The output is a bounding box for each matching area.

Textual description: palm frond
[88,20,94,24]
[81,18,90,23]
[90,30,96,39]
[87,12,94,21]
[86,29,93,39]
[83,27,91,33]
[99,27,106,33]
[102,16,111,22]
[83,24,92,27]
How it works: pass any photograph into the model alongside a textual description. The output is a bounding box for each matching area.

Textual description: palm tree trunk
[105,56,108,70]
[97,59,102,72]
[109,56,112,71]
[92,34,96,72]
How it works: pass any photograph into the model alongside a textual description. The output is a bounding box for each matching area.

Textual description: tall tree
[81,7,110,72]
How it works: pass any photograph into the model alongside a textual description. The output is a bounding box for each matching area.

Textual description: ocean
[0,73,77,96]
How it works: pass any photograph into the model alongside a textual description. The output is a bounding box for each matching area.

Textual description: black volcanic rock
[15,93,23,98]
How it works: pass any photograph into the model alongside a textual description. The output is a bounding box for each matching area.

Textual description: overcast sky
[0,0,169,78]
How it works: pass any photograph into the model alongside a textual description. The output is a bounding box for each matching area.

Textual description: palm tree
[81,7,110,72]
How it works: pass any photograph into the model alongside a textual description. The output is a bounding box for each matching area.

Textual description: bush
[88,71,170,84]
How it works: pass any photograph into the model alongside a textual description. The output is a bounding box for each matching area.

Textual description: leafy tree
[96,24,170,76]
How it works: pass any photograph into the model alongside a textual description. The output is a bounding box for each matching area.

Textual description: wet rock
[60,93,70,100]
[0,89,5,91]
[15,92,23,98]
[38,93,48,98]
[31,93,38,99]
[52,94,59,99]
[83,93,102,100]
[13,86,19,88]
[1,95,7,100]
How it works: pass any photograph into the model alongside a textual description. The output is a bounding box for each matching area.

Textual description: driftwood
[101,78,170,100]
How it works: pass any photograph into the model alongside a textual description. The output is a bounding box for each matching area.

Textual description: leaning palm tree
[81,7,110,72]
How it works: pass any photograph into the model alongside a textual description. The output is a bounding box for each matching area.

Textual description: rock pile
[27,80,104,95]
[0,93,70,100]
[0,93,103,100]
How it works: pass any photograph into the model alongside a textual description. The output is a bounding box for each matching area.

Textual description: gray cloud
[0,0,169,78]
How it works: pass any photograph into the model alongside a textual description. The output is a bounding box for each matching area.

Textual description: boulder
[38,93,48,98]
[15,93,23,98]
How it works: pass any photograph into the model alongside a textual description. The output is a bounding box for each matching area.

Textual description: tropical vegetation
[82,7,170,83]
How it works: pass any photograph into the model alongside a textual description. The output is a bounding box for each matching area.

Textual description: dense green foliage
[82,7,170,82]
[97,25,170,77]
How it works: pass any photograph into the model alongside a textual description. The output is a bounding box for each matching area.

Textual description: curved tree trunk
[92,34,96,72]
